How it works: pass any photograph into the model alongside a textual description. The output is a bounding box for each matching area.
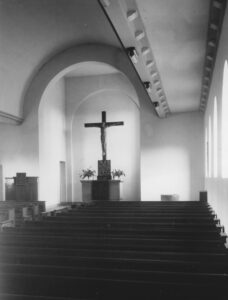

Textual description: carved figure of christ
[84,111,124,161]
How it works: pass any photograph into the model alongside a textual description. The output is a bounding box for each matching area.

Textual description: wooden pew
[0,201,45,227]
[0,207,15,230]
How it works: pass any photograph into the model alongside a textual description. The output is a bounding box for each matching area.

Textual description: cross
[84,111,124,161]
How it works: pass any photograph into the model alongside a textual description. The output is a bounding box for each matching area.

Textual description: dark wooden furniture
[5,173,38,202]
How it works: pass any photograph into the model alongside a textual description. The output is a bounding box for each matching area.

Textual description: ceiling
[0,0,226,123]
[100,0,226,117]
[136,0,210,113]
[100,0,211,116]
[0,0,121,121]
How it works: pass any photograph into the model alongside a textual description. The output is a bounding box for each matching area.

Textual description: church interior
[1,0,228,298]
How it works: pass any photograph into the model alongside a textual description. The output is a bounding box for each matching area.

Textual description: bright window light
[213,97,218,178]
[208,116,212,178]
[205,127,208,177]
[222,61,228,178]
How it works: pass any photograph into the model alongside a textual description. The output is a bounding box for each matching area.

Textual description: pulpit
[5,173,38,202]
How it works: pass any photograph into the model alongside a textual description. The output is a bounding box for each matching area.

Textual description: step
[51,214,217,222]
[1,245,227,262]
[12,227,224,240]
[1,271,228,299]
[1,252,228,273]
[20,220,222,230]
[40,217,220,227]
[66,210,214,216]
[0,234,226,253]
[1,263,228,284]
[75,206,211,211]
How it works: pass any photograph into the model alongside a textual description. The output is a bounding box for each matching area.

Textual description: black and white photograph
[0,0,228,299]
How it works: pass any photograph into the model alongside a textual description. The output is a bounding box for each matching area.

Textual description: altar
[81,180,123,201]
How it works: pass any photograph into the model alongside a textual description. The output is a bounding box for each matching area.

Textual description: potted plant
[111,169,125,180]
[80,168,96,180]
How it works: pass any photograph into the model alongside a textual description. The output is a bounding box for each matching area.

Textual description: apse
[38,60,140,207]
[69,86,140,202]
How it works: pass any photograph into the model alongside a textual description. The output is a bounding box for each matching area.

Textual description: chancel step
[0,200,228,299]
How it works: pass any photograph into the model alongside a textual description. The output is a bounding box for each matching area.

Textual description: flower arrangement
[80,168,96,180]
[111,169,125,179]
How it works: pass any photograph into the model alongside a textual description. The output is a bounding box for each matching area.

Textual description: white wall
[39,78,66,208]
[66,74,140,202]
[0,117,39,189]
[141,112,204,201]
[204,7,228,231]
[0,164,3,201]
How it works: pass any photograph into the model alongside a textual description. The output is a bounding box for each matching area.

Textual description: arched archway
[24,44,141,118]
[22,44,143,179]
[31,47,141,207]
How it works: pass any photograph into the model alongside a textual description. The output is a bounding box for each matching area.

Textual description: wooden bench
[0,201,45,228]
[0,207,15,230]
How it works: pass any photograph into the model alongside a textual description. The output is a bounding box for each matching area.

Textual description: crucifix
[84,111,124,161]
[84,111,124,180]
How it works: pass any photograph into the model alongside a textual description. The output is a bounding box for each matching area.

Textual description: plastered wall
[141,111,204,201]
[39,78,66,208]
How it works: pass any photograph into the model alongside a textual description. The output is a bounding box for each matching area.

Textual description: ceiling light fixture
[210,23,219,30]
[153,101,159,108]
[146,60,154,68]
[208,40,216,47]
[206,55,214,61]
[150,71,157,77]
[144,81,152,93]
[127,10,138,21]
[126,47,138,64]
[141,47,150,55]
[135,30,145,41]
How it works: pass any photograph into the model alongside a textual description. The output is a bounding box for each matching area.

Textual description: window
[208,116,212,178]
[205,127,208,177]
[222,61,228,178]
[213,97,218,178]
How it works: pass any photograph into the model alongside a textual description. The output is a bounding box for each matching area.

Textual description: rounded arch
[35,45,141,205]
[23,44,141,118]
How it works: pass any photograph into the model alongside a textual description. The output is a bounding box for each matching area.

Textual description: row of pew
[0,200,228,299]
[0,201,45,230]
